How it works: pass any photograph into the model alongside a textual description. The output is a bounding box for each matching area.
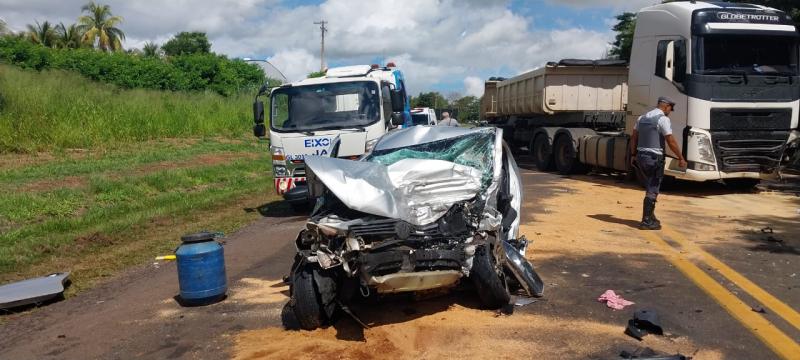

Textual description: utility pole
[314,20,328,71]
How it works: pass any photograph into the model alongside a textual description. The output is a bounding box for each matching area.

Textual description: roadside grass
[0,64,258,153]
[0,138,281,290]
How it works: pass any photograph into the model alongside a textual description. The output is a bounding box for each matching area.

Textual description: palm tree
[77,1,125,51]
[26,21,57,47]
[55,23,84,49]
[142,42,160,57]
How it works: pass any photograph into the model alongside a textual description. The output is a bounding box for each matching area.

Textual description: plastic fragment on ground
[597,289,634,310]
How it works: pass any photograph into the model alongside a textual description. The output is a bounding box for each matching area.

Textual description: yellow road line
[641,231,800,360]
[661,225,800,332]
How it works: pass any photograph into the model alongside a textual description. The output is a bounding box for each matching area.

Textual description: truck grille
[711,132,788,173]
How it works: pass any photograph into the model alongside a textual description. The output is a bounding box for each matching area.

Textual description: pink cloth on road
[597,290,634,310]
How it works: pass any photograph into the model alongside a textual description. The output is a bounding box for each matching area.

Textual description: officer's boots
[639,197,661,230]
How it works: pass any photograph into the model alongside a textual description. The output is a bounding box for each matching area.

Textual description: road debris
[513,296,538,306]
[597,290,634,310]
[620,347,691,359]
[0,272,71,310]
[625,309,664,341]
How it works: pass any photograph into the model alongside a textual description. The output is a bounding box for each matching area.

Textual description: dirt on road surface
[1,162,798,359]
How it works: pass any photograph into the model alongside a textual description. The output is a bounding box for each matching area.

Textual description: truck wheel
[470,244,510,309]
[291,264,326,330]
[724,178,760,191]
[553,134,587,175]
[531,134,554,171]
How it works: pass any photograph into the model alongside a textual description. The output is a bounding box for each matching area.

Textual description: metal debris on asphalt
[0,272,71,310]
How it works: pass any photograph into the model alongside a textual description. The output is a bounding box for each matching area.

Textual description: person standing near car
[438,111,460,127]
[629,96,687,230]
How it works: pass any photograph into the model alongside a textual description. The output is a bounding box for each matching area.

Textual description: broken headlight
[690,131,715,165]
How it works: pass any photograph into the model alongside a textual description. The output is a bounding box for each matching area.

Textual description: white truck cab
[410,107,438,126]
[252,64,412,206]
[628,2,799,182]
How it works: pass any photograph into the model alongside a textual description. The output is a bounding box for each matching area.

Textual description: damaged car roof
[304,126,501,226]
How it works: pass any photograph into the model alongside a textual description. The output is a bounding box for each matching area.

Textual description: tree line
[0,2,266,96]
[411,91,481,124]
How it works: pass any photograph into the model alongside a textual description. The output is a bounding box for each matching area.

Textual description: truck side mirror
[390,89,405,112]
[391,113,404,126]
[253,123,266,137]
[253,100,265,124]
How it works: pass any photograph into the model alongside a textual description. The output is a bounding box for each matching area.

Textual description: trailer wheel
[553,134,587,175]
[531,134,554,171]
[471,244,510,309]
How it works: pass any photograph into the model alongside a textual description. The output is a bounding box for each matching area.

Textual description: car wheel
[291,264,325,330]
[531,134,554,171]
[471,244,510,309]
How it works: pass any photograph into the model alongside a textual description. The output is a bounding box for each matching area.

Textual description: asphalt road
[1,160,798,359]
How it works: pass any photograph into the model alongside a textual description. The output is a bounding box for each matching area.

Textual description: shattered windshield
[270,81,381,132]
[365,131,495,186]
[694,34,799,75]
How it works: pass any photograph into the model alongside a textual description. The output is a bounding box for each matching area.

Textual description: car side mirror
[391,113,404,126]
[253,100,265,124]
[390,89,405,112]
[253,123,266,137]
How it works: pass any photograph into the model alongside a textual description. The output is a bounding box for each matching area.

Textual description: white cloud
[547,0,659,11]
[267,49,321,83]
[0,0,616,94]
[463,76,484,97]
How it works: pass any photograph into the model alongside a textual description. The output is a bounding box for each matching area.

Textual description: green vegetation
[0,37,264,95]
[0,138,279,290]
[608,12,636,62]
[162,31,211,56]
[410,91,481,124]
[0,64,260,152]
[0,2,280,295]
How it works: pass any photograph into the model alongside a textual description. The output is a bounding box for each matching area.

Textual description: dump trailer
[483,1,800,186]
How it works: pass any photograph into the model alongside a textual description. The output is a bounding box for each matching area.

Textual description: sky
[0,0,660,96]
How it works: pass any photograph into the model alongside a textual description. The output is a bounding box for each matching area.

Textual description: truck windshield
[410,113,430,126]
[694,34,799,75]
[271,81,381,132]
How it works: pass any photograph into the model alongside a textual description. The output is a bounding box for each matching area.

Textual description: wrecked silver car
[287,126,543,330]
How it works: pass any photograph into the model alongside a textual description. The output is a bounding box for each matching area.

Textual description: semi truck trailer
[482,1,799,187]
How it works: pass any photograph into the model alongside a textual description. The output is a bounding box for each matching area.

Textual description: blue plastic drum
[176,232,227,305]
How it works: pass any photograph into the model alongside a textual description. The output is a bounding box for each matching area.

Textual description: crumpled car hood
[304,126,498,226]
[305,155,484,226]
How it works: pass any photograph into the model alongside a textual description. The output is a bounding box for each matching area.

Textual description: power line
[313,20,328,71]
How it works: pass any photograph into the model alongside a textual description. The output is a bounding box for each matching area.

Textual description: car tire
[531,134,554,171]
[553,134,587,175]
[471,244,510,309]
[291,264,325,330]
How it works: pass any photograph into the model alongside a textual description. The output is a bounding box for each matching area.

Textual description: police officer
[630,96,687,230]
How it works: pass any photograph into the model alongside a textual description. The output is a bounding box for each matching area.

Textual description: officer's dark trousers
[637,152,665,200]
